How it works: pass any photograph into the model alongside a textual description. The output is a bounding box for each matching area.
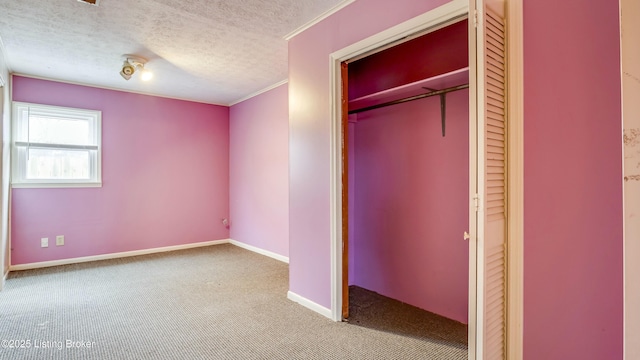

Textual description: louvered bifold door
[472,0,507,359]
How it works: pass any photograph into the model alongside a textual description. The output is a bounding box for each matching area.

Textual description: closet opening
[341,18,470,351]
[331,0,513,357]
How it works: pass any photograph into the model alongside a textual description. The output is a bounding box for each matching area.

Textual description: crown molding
[284,0,356,41]
[229,79,288,106]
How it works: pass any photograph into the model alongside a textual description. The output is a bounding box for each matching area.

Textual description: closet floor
[348,286,468,349]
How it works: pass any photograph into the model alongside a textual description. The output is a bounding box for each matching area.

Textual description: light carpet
[0,244,467,359]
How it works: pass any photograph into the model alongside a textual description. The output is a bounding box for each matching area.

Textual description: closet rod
[348,83,469,115]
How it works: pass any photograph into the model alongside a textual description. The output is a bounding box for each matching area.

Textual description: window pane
[28,116,90,145]
[12,102,102,187]
[26,148,90,180]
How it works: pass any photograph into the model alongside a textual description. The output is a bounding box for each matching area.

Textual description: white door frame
[0,71,5,291]
[328,0,524,358]
[329,0,469,319]
[621,0,640,358]
[506,0,524,358]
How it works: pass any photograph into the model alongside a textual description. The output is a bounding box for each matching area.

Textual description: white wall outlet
[41,237,48,248]
[56,235,64,246]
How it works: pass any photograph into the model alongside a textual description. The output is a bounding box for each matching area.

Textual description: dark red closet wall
[348,19,468,100]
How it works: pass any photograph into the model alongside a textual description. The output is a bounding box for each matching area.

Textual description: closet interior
[345,18,471,344]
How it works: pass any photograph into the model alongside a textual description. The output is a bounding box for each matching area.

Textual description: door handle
[463,231,470,241]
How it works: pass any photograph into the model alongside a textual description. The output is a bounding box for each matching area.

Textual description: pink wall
[351,90,469,323]
[229,84,289,257]
[11,76,230,265]
[288,0,450,309]
[523,1,623,359]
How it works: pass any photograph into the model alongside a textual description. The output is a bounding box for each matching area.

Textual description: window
[12,102,102,188]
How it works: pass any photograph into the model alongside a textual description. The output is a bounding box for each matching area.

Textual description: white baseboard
[287,291,332,319]
[229,239,289,263]
[9,239,231,271]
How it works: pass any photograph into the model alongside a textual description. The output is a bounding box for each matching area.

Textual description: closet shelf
[348,67,469,113]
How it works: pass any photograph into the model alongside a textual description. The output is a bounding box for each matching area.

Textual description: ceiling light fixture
[77,0,100,6]
[119,55,153,81]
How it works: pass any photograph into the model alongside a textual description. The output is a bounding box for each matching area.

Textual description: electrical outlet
[56,235,64,246]
[41,237,48,248]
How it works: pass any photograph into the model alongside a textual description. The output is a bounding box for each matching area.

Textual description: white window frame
[11,102,102,188]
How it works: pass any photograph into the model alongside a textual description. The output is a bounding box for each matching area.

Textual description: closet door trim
[506,0,524,358]
[328,1,525,358]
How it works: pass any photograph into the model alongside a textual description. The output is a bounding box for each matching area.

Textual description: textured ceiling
[0,0,348,105]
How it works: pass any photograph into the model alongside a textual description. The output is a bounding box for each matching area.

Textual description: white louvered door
[469,0,507,359]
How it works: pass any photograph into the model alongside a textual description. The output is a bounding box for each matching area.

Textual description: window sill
[11,182,102,189]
